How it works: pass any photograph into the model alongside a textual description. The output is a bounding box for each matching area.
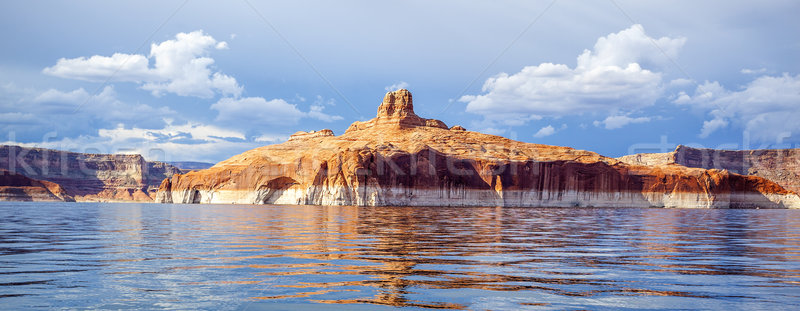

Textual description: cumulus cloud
[98,122,245,145]
[307,96,343,122]
[533,125,556,138]
[533,124,567,138]
[675,73,800,141]
[211,95,344,128]
[385,81,409,92]
[460,24,685,127]
[593,115,651,130]
[308,104,344,122]
[43,30,241,98]
[254,134,288,143]
[211,97,306,126]
[0,85,175,142]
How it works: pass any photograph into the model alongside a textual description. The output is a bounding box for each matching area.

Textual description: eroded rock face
[289,129,335,141]
[0,146,181,201]
[346,89,448,132]
[618,145,800,195]
[156,90,800,208]
[0,169,74,202]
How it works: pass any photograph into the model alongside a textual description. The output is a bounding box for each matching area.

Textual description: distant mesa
[0,145,181,202]
[619,145,800,195]
[155,89,800,209]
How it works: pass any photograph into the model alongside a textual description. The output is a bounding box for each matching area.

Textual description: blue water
[2,202,800,310]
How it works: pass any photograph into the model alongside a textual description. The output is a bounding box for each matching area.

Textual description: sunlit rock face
[619,145,800,195]
[0,145,181,202]
[0,169,74,202]
[157,89,800,209]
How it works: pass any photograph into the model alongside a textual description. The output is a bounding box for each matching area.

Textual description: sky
[1,0,799,163]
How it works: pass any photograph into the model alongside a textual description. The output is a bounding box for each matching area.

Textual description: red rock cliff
[0,169,74,202]
[0,146,181,202]
[156,89,800,209]
[619,145,800,195]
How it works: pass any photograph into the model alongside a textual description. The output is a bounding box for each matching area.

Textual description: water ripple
[2,202,800,310]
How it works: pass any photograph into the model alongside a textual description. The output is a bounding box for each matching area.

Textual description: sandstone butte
[156,89,800,209]
[0,145,181,202]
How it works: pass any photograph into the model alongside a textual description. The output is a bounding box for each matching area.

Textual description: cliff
[618,145,800,195]
[156,89,800,209]
[0,146,181,201]
[0,169,74,202]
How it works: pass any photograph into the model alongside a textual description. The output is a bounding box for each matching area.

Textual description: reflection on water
[2,203,800,310]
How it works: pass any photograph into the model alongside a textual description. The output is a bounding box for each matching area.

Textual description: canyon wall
[619,145,800,194]
[0,145,181,201]
[156,89,800,209]
[0,169,74,202]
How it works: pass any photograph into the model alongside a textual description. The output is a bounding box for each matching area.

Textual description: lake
[2,202,800,310]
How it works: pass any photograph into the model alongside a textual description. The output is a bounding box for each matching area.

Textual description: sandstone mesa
[0,145,181,202]
[155,89,800,208]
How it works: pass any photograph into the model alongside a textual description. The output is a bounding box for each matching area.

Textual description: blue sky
[1,1,798,162]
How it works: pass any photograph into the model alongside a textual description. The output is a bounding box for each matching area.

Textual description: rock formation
[156,89,800,208]
[0,169,74,202]
[288,129,335,141]
[619,145,800,194]
[0,145,181,201]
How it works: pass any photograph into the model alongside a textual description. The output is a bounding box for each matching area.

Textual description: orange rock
[156,90,800,208]
[619,145,800,195]
[0,169,74,201]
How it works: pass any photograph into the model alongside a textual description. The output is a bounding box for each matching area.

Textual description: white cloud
[307,96,343,122]
[211,97,306,125]
[460,24,685,126]
[0,85,175,141]
[254,134,288,143]
[385,81,409,92]
[1,134,260,164]
[32,86,174,126]
[533,125,556,138]
[699,118,728,138]
[98,122,245,145]
[211,96,343,127]
[741,68,767,75]
[43,30,241,98]
[308,104,344,122]
[593,115,651,130]
[676,73,800,141]
[42,53,153,83]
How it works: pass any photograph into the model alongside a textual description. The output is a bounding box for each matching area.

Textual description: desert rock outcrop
[1,145,181,201]
[619,145,800,195]
[0,169,74,202]
[156,89,800,208]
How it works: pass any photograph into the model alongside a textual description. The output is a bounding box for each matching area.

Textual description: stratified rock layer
[619,145,800,195]
[0,169,74,202]
[0,146,181,201]
[156,89,800,208]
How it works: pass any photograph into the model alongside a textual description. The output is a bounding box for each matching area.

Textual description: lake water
[2,203,800,310]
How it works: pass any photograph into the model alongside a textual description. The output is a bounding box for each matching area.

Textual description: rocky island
[156,89,800,208]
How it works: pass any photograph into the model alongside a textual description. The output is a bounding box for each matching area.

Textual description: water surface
[2,202,800,310]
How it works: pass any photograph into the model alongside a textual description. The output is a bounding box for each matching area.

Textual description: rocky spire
[377,89,418,120]
[345,89,449,133]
